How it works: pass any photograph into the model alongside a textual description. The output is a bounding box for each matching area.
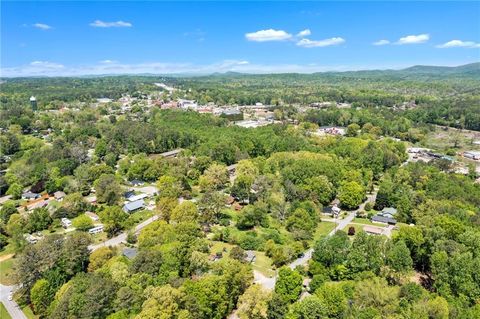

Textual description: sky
[1,1,480,76]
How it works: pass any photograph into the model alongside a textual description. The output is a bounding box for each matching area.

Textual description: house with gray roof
[123,199,145,213]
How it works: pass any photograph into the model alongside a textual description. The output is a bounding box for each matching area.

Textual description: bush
[364,202,373,211]
[348,226,356,236]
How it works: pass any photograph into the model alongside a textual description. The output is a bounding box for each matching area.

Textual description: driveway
[89,215,159,251]
[0,284,27,319]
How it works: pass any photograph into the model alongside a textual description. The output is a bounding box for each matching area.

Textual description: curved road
[0,284,27,319]
[254,188,378,290]
[89,215,159,251]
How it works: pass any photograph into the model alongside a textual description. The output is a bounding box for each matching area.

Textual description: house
[86,195,97,204]
[363,225,384,235]
[124,190,135,199]
[122,247,138,259]
[123,199,145,213]
[130,179,145,186]
[127,193,148,202]
[24,233,43,244]
[88,225,104,234]
[26,199,49,211]
[22,191,40,200]
[244,250,256,263]
[381,207,397,218]
[227,164,237,176]
[53,191,66,201]
[85,212,100,222]
[61,217,72,228]
[160,149,183,158]
[332,205,341,217]
[371,215,397,225]
[464,151,480,160]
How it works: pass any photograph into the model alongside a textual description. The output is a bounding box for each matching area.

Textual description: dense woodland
[0,66,479,319]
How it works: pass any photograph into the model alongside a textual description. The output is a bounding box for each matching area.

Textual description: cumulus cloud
[296,37,345,48]
[436,40,480,48]
[33,23,52,30]
[30,61,64,69]
[100,60,117,64]
[89,20,132,28]
[297,29,311,37]
[245,29,292,42]
[373,39,390,46]
[396,34,429,45]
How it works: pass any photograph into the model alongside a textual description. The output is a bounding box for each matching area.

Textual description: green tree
[338,181,365,209]
[170,201,199,224]
[315,283,347,318]
[275,267,303,304]
[94,174,123,205]
[386,240,413,273]
[6,183,23,200]
[72,214,94,231]
[100,206,128,236]
[30,279,55,317]
[237,285,272,319]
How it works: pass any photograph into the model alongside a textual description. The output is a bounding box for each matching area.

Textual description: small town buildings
[61,217,72,228]
[130,179,145,186]
[123,247,138,259]
[26,199,49,211]
[363,225,384,235]
[464,151,480,160]
[381,207,397,218]
[244,250,256,263]
[178,99,198,109]
[123,199,145,213]
[88,225,104,234]
[127,193,148,202]
[371,215,397,225]
[160,149,183,158]
[85,211,100,222]
[54,191,66,201]
[22,191,40,200]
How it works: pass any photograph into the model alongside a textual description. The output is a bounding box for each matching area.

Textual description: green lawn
[0,244,15,258]
[0,303,12,319]
[313,221,336,239]
[252,251,275,277]
[0,258,16,285]
[342,223,363,235]
[209,241,234,255]
[21,305,38,319]
[352,218,376,226]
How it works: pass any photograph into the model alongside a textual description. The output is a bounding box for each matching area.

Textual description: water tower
[30,96,37,111]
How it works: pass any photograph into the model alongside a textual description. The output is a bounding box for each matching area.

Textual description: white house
[61,217,72,228]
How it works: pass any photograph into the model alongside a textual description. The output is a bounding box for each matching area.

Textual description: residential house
[244,250,256,263]
[123,199,145,213]
[54,191,66,201]
[130,179,145,186]
[371,215,397,225]
[464,151,480,160]
[363,225,384,235]
[88,225,104,234]
[61,217,72,228]
[85,212,100,222]
[160,149,183,158]
[22,191,40,200]
[123,247,138,259]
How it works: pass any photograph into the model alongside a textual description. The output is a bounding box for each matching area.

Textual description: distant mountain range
[401,62,480,74]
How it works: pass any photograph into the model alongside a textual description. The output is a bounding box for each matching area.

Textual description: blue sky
[1,1,479,76]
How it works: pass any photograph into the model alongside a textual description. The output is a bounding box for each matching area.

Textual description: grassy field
[0,303,12,319]
[343,223,363,234]
[0,258,16,285]
[21,305,38,319]
[313,221,336,239]
[352,218,377,226]
[251,251,275,277]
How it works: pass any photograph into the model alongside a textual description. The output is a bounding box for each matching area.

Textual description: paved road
[89,215,159,251]
[0,284,27,319]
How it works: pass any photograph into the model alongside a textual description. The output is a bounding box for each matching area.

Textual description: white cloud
[100,60,117,64]
[245,29,292,42]
[373,39,390,46]
[436,40,480,48]
[89,20,132,28]
[297,29,311,37]
[396,34,429,45]
[33,23,52,30]
[30,61,64,69]
[296,37,345,48]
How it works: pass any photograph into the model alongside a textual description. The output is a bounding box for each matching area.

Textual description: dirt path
[0,254,14,262]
